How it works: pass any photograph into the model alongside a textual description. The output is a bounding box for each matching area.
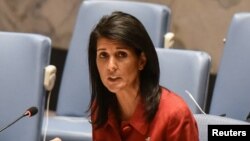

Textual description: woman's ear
[138,52,147,70]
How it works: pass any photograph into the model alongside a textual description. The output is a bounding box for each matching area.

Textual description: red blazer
[92,88,199,141]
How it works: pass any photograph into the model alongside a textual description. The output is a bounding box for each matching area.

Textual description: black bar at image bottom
[208,125,250,140]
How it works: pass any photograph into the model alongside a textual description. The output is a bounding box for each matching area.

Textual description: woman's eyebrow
[96,48,106,51]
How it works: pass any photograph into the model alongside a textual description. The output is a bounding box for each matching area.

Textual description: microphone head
[24,107,38,117]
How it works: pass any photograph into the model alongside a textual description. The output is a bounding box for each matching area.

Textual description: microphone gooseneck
[185,90,206,115]
[0,106,38,132]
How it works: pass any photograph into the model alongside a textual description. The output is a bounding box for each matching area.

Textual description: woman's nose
[107,57,118,72]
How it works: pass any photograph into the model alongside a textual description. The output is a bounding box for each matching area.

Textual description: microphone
[0,106,38,132]
[23,107,38,117]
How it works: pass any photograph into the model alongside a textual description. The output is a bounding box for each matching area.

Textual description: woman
[88,11,199,141]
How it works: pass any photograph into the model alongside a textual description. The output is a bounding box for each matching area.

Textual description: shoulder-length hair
[88,11,161,128]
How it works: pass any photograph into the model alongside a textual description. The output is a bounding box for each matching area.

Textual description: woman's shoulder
[151,87,196,130]
[158,87,193,118]
[160,87,188,107]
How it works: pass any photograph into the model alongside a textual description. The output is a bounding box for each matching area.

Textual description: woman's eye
[117,51,127,58]
[98,52,108,59]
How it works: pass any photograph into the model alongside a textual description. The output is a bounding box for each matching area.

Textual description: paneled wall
[0,0,82,51]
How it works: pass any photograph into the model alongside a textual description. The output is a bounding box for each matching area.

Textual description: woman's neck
[115,89,141,121]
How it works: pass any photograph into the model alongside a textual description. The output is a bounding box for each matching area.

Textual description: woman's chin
[106,84,124,93]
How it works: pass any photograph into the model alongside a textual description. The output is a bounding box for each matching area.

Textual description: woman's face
[96,38,146,94]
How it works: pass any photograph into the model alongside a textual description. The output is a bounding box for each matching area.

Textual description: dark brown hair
[88,11,161,128]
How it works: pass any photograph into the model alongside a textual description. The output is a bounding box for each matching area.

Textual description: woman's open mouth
[108,76,120,82]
